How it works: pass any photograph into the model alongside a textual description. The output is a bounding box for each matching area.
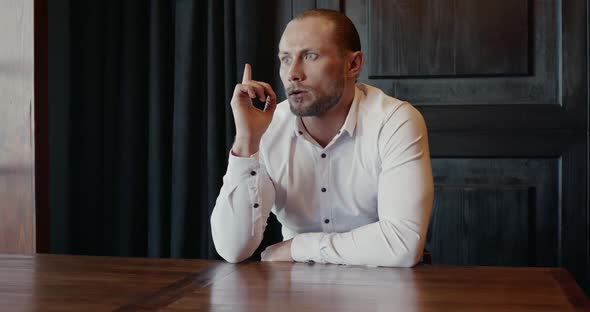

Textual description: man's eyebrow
[277,49,315,57]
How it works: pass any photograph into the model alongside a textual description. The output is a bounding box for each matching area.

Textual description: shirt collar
[293,117,305,137]
[292,85,361,138]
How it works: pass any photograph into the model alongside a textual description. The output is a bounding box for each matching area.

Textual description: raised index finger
[242,63,251,83]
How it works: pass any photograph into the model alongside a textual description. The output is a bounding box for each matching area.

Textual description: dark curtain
[48,0,286,259]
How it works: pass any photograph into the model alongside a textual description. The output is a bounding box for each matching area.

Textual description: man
[211,9,433,267]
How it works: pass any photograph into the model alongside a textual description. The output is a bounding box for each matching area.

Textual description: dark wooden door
[271,0,588,293]
[350,0,588,292]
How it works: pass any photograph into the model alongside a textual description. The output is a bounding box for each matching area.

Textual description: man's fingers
[233,79,278,113]
[263,95,277,113]
[236,84,258,101]
[242,81,268,102]
[258,81,277,103]
[242,63,251,83]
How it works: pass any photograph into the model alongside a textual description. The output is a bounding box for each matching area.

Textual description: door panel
[344,0,588,292]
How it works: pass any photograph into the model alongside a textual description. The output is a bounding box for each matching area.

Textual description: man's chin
[289,102,316,117]
[288,99,308,116]
[289,105,305,117]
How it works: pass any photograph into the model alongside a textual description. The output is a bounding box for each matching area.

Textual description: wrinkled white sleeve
[210,151,275,263]
[291,105,434,267]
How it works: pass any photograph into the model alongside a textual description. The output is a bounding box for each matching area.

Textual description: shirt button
[324,219,330,224]
[321,187,326,192]
[250,171,257,176]
[253,203,259,208]
[321,153,326,158]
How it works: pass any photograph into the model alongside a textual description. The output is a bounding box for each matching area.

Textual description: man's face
[278,17,346,117]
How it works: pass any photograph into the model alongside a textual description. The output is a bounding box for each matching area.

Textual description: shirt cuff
[291,232,325,263]
[227,151,260,178]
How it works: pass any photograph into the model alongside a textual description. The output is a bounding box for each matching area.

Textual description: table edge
[550,268,590,310]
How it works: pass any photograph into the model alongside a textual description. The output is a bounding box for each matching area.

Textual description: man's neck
[301,83,356,148]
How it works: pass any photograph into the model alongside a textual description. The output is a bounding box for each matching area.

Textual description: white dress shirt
[211,83,434,267]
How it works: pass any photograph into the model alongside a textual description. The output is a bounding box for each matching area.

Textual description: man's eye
[281,57,292,64]
[304,53,318,61]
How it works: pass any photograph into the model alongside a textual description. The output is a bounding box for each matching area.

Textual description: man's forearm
[210,153,275,263]
[290,218,427,267]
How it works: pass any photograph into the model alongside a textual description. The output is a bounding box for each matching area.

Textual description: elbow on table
[221,254,247,264]
[393,239,425,267]
[373,249,421,268]
[395,252,421,268]
[210,214,252,263]
[378,221,425,267]
[211,228,251,264]
[215,246,250,264]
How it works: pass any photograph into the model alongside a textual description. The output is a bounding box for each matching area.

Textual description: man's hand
[231,63,278,157]
[261,239,293,262]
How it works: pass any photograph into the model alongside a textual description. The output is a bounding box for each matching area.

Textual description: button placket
[318,148,333,232]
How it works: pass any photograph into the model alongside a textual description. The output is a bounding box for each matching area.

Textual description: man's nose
[287,60,305,82]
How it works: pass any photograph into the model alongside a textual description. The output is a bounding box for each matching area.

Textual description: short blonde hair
[293,9,361,53]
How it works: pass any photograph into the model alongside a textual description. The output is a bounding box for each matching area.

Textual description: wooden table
[0,254,588,311]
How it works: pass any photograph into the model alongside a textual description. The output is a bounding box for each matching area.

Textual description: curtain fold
[49,0,284,259]
[147,0,174,258]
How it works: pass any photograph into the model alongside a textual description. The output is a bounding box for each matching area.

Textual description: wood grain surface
[166,262,589,312]
[0,254,219,311]
[0,254,587,311]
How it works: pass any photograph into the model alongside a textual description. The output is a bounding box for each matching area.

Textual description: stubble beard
[287,77,345,117]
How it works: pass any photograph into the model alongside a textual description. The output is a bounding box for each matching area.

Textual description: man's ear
[347,51,364,79]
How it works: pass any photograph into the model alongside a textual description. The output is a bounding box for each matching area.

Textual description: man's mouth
[288,89,307,96]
